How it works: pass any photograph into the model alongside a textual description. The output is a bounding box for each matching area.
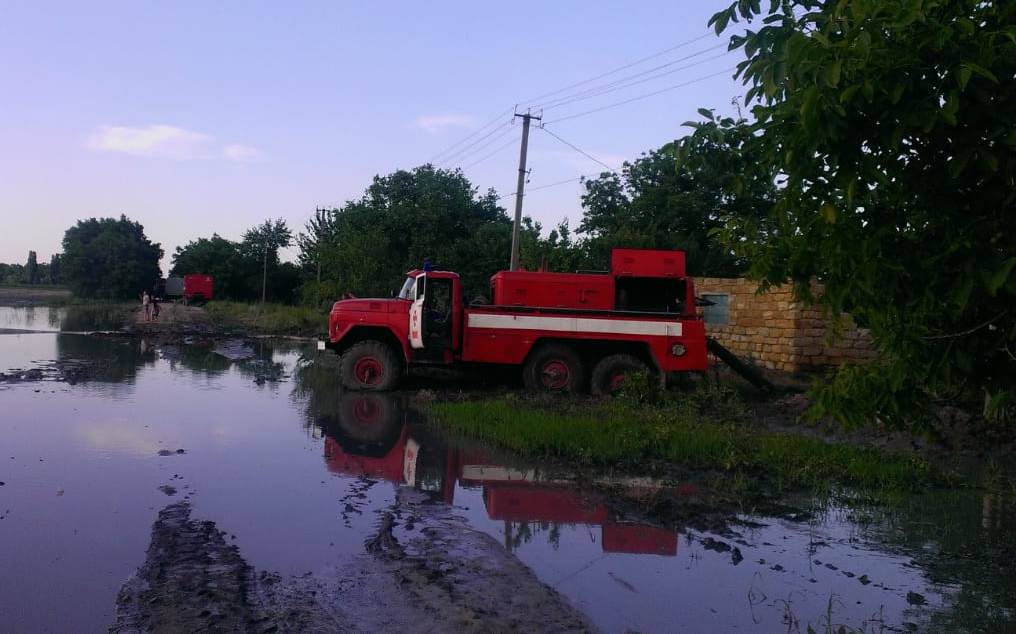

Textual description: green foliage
[581,127,774,276]
[298,148,776,304]
[702,0,1016,428]
[616,370,664,407]
[48,254,61,284]
[241,218,292,263]
[25,251,38,284]
[302,165,544,300]
[61,215,162,299]
[171,223,300,303]
[205,300,326,336]
[428,396,939,494]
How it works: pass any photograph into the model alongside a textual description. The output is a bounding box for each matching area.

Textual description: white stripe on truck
[467,313,682,337]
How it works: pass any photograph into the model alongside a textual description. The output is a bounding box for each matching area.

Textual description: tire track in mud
[112,493,593,633]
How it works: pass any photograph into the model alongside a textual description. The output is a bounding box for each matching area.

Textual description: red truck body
[183,274,214,302]
[326,248,707,392]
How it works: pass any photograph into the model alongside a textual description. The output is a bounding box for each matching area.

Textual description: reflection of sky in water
[0,323,1010,633]
[0,333,59,372]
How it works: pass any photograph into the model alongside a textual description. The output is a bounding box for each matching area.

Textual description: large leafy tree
[61,215,162,299]
[702,0,1015,426]
[580,122,774,276]
[303,165,541,300]
[242,219,293,304]
[171,235,250,300]
[172,223,299,303]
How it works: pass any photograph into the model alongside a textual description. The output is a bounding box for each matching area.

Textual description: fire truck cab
[324,248,708,393]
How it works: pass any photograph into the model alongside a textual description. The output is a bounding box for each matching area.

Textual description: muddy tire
[339,340,403,391]
[522,343,585,392]
[590,353,648,396]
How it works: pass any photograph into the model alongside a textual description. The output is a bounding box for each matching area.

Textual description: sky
[0,1,746,271]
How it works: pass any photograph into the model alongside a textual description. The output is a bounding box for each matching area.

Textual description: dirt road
[130,302,214,334]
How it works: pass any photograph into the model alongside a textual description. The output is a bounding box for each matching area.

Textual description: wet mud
[113,495,592,633]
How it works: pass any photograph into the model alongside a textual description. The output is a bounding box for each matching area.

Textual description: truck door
[409,274,426,349]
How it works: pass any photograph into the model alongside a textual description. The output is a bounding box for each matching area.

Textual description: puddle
[0,306,1013,632]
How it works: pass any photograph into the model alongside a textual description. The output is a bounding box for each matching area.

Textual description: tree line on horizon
[0,251,62,286]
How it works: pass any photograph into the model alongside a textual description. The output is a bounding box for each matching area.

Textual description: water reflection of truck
[320,394,679,556]
[322,249,708,394]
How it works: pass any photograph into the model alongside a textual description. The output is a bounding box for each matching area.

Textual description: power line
[522,32,713,107]
[496,174,598,200]
[442,125,517,167]
[426,106,515,164]
[538,127,619,174]
[543,67,737,125]
[539,49,732,111]
[460,135,519,170]
[438,122,515,166]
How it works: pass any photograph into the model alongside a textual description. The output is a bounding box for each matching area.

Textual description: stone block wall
[695,277,875,373]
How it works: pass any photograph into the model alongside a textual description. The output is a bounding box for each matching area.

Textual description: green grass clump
[427,394,939,495]
[205,301,326,336]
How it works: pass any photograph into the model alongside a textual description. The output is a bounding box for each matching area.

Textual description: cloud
[87,124,213,159]
[415,113,476,134]
[87,124,265,162]
[223,144,265,162]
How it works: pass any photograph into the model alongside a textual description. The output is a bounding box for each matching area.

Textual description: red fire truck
[323,248,708,393]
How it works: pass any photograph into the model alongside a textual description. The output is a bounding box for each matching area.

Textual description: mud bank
[112,493,592,633]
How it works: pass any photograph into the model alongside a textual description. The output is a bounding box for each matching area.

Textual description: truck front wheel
[522,344,585,392]
[340,340,403,391]
[590,353,648,396]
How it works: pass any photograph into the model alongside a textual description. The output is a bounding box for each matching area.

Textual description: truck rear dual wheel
[340,340,403,391]
[522,344,585,393]
[590,354,648,396]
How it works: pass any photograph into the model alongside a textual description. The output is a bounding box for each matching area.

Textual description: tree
[26,251,38,285]
[48,253,61,285]
[296,208,337,276]
[580,125,774,276]
[242,219,293,304]
[171,235,249,300]
[61,215,162,299]
[705,0,1016,426]
[302,165,542,301]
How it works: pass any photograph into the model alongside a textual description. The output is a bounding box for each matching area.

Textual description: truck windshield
[397,276,415,300]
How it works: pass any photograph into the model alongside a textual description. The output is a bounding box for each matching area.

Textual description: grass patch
[427,390,941,496]
[205,301,326,336]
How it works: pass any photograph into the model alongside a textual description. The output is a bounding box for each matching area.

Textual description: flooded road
[0,306,1013,632]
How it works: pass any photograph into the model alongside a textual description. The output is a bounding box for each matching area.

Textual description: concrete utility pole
[509,111,541,271]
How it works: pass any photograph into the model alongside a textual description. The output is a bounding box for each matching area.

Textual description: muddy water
[0,307,1013,632]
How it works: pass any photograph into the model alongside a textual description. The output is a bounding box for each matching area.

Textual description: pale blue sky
[0,1,744,269]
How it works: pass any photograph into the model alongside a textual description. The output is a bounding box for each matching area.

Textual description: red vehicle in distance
[322,248,708,393]
[183,274,214,304]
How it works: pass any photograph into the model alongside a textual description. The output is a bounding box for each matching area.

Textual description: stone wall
[695,277,875,373]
